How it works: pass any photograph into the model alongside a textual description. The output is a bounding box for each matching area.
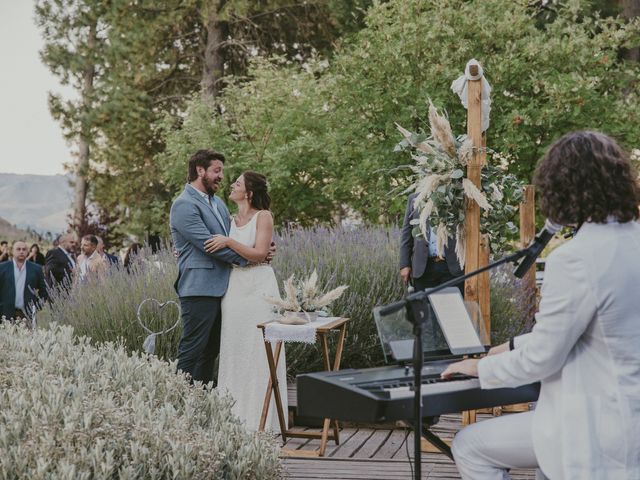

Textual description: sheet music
[428,288,484,355]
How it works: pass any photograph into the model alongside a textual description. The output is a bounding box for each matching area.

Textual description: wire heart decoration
[136,298,181,355]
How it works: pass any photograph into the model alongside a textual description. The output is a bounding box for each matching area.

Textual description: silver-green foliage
[0,323,280,479]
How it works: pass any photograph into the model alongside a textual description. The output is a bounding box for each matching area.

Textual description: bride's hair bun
[243,171,271,211]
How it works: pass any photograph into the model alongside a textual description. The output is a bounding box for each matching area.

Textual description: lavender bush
[272,226,404,376]
[39,227,535,380]
[489,264,537,345]
[39,248,181,360]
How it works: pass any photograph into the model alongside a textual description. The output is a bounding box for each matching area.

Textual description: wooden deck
[279,385,536,479]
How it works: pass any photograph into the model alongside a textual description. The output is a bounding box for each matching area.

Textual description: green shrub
[159,0,640,227]
[0,323,280,479]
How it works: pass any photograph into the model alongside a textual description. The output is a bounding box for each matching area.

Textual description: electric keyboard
[297,361,540,423]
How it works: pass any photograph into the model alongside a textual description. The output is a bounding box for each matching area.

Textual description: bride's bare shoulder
[256,210,273,220]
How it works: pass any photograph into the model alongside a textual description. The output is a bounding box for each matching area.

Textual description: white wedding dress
[218,211,288,431]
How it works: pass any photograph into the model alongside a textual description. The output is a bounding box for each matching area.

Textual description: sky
[0,0,73,176]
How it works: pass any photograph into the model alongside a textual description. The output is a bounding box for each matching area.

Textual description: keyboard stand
[422,425,453,460]
[407,417,454,460]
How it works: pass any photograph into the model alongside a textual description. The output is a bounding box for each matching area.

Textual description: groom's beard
[202,176,220,196]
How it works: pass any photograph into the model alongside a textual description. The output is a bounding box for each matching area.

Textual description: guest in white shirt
[0,241,48,321]
[76,235,107,281]
[442,131,640,480]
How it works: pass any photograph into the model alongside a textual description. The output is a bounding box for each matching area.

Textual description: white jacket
[478,221,640,480]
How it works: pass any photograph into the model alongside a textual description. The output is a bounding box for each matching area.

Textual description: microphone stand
[380,247,532,480]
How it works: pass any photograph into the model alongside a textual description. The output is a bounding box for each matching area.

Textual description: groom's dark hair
[188,150,226,182]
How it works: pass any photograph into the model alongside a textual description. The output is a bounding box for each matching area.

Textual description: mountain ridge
[0,173,72,234]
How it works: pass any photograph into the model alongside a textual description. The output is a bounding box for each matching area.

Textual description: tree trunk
[73,21,96,233]
[621,0,640,61]
[202,4,227,98]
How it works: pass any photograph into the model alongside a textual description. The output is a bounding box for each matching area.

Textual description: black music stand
[379,249,530,480]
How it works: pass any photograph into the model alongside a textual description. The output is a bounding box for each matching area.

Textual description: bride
[203,171,287,432]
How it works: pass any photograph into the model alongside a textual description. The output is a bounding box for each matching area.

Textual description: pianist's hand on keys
[441,358,480,380]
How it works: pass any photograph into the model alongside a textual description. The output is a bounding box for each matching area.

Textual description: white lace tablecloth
[264,317,340,344]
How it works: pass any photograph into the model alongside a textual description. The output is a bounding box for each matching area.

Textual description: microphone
[514,219,562,278]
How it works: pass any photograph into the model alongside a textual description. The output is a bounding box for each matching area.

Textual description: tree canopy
[161,0,640,227]
[38,0,640,238]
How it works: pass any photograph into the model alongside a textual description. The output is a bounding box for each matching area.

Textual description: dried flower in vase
[265,270,348,317]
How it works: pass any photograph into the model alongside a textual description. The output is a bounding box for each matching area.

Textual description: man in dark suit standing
[400,193,463,349]
[0,241,48,321]
[400,193,463,291]
[44,233,77,287]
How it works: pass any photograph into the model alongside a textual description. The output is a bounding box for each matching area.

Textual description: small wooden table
[257,317,349,457]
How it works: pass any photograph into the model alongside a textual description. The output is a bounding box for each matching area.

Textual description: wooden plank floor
[280,385,536,479]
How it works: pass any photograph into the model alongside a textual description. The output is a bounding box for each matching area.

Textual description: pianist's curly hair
[534,131,639,226]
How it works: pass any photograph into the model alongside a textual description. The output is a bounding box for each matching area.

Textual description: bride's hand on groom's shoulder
[204,235,229,253]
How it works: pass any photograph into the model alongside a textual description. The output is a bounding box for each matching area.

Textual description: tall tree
[201,0,372,98]
[88,0,202,240]
[35,0,107,235]
[39,0,372,240]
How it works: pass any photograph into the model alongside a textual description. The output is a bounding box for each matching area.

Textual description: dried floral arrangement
[265,269,348,316]
[395,101,524,266]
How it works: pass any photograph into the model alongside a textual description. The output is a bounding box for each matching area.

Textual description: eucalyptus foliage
[395,103,524,261]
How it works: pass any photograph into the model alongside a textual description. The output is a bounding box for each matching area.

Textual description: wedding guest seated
[27,243,45,266]
[442,131,640,480]
[76,235,107,281]
[0,241,48,322]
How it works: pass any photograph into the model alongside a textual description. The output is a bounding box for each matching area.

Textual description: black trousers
[176,296,222,385]
[413,259,463,352]
[413,258,462,293]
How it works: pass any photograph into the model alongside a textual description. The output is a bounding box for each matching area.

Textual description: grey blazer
[399,193,462,278]
[170,185,247,298]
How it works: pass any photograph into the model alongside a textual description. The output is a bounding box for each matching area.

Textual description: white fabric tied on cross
[264,316,339,344]
[451,58,492,132]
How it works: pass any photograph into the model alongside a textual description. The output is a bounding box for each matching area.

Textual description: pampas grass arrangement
[395,100,525,265]
[265,269,348,315]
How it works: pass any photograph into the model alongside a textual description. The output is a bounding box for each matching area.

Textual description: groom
[170,149,248,385]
